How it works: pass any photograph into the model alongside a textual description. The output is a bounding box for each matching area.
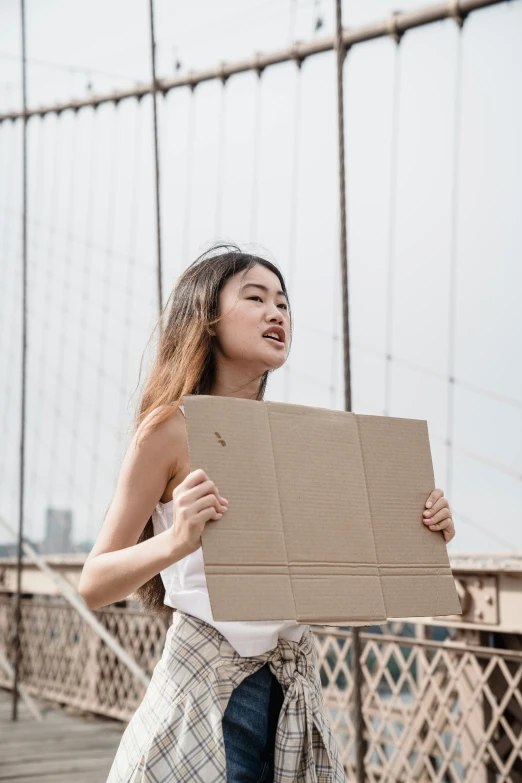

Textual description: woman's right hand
[170,468,228,555]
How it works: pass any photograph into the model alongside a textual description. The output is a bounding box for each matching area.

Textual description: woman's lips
[263,336,285,348]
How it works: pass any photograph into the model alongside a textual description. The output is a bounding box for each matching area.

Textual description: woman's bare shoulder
[85,405,187,561]
[136,404,187,466]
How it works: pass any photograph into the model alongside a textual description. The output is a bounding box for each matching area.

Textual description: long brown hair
[133,242,292,616]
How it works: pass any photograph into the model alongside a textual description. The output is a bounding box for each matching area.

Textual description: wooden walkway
[0,688,125,782]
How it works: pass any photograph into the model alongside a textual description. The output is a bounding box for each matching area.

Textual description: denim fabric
[223,662,285,783]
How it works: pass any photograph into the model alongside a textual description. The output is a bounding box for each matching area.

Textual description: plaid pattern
[107,609,347,782]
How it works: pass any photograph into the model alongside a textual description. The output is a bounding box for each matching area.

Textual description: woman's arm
[79,528,190,610]
[79,408,188,610]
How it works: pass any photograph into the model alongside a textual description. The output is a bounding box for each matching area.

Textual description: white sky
[0,0,521,554]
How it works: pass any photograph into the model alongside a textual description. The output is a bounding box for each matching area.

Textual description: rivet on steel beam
[289,43,304,69]
[254,53,265,78]
[337,44,348,68]
[387,11,404,44]
[448,0,467,28]
[218,62,229,86]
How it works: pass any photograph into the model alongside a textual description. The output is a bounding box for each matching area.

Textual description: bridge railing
[1,592,521,782]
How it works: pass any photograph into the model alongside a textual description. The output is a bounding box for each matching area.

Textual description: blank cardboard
[182,394,462,625]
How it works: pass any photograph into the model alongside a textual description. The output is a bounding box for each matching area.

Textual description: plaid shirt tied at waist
[107,609,347,783]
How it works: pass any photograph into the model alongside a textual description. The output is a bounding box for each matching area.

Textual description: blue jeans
[222,663,285,783]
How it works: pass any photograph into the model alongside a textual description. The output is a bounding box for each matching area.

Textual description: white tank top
[151,403,306,657]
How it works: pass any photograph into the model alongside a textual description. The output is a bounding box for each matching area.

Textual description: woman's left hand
[423,488,455,544]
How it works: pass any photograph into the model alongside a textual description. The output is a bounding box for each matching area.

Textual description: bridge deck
[0,688,125,782]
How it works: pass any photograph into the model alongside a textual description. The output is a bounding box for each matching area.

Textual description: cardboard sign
[182,394,462,625]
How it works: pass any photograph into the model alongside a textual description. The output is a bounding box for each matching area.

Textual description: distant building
[0,508,93,559]
[0,539,41,557]
[42,508,73,554]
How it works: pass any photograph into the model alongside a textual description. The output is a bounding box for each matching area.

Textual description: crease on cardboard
[265,401,297,619]
[182,396,220,623]
[434,566,440,616]
[354,413,387,616]
[206,563,452,569]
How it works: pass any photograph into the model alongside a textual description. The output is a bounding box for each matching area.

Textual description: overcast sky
[0,0,521,555]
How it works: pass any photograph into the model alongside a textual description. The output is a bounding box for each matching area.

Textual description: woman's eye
[247,296,288,310]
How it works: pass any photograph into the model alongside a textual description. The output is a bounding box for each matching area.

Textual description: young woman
[79,243,455,783]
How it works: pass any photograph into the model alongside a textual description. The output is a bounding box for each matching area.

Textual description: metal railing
[1,594,520,781]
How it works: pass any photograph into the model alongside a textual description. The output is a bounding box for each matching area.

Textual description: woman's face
[212,264,290,372]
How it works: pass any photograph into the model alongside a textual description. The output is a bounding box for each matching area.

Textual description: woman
[79,243,455,782]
